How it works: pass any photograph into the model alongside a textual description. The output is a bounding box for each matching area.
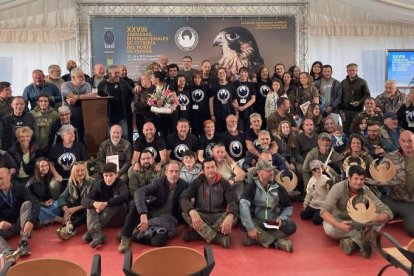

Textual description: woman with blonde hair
[8,126,40,184]
[55,161,95,240]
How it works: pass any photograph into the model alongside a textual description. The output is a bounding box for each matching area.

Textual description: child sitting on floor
[300,160,333,225]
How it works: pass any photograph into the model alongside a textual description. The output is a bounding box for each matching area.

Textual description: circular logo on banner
[174,144,189,160]
[259,85,271,97]
[175,27,199,51]
[192,89,205,103]
[104,31,115,45]
[229,141,243,158]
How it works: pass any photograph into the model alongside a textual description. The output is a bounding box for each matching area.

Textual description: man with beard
[166,119,199,162]
[45,65,65,92]
[22,69,61,110]
[131,122,167,172]
[96,125,132,183]
[267,97,297,139]
[220,115,246,164]
[180,157,238,248]
[240,159,296,252]
[363,121,394,159]
[30,94,58,154]
[118,161,187,252]
[98,65,133,140]
[61,68,92,141]
[128,149,164,197]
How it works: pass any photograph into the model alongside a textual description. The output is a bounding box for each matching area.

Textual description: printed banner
[90,16,296,80]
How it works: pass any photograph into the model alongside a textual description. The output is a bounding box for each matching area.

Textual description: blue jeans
[39,201,61,225]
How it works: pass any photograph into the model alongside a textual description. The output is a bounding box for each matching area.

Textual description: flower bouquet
[147,86,178,114]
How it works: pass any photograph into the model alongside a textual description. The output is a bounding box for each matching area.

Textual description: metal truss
[76,2,309,74]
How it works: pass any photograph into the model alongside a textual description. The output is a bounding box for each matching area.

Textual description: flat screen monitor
[386,49,414,87]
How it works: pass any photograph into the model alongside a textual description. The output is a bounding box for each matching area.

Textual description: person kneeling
[82,162,129,248]
[180,157,238,248]
[240,159,296,252]
[320,165,392,258]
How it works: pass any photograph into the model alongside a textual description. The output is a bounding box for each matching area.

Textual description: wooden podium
[71,93,112,156]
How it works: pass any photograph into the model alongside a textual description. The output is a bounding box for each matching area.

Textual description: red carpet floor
[6,202,411,276]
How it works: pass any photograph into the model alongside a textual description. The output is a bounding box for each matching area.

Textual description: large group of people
[0,56,413,265]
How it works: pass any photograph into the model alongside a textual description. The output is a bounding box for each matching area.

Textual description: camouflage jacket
[375,90,406,114]
[383,150,414,203]
[129,167,163,196]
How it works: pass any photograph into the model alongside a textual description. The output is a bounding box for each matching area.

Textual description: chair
[376,231,414,276]
[123,245,215,276]
[0,254,101,276]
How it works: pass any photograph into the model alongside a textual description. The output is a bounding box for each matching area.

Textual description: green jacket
[0,96,14,118]
[30,106,58,150]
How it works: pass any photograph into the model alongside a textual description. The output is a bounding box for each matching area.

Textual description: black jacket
[82,178,129,208]
[1,112,35,150]
[0,182,40,224]
[7,142,39,176]
[135,175,188,223]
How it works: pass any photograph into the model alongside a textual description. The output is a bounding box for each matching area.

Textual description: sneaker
[275,238,293,252]
[213,233,230,248]
[18,237,31,257]
[118,236,132,253]
[82,231,93,243]
[243,234,257,247]
[56,226,76,241]
[90,231,106,248]
[183,230,203,242]
[339,238,358,255]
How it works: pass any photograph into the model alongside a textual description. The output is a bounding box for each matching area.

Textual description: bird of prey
[213,27,264,76]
